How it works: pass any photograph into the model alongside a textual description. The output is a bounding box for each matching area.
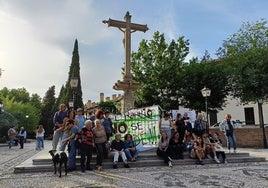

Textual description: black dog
[49,150,68,177]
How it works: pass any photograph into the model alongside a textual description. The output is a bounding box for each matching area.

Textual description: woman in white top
[159,112,173,140]
[36,125,45,150]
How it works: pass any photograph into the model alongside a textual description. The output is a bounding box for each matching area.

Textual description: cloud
[1,0,268,104]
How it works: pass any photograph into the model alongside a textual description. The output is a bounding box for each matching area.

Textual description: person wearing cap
[110,133,130,169]
[75,108,86,131]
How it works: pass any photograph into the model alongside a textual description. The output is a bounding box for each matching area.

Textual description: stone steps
[14,148,266,173]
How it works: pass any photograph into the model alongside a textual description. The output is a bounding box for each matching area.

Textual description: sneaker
[234,150,237,153]
[168,161,173,167]
[113,164,118,169]
[224,160,228,164]
[124,164,130,168]
[97,166,103,171]
[199,160,204,165]
[168,156,173,162]
[214,157,220,164]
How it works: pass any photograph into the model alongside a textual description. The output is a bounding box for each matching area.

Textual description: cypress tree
[65,39,84,110]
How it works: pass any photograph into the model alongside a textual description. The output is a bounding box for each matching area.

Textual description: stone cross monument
[103,11,148,113]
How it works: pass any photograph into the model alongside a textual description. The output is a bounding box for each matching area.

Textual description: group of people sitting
[52,104,141,172]
[61,118,140,172]
[158,112,228,167]
[51,104,231,171]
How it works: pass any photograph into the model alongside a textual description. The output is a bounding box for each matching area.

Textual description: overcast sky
[1,0,268,104]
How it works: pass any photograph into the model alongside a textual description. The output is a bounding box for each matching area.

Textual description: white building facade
[216,97,268,126]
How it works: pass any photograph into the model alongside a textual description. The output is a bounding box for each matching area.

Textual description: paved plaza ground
[1,140,268,188]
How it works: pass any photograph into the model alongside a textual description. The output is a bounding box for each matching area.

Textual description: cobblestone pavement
[1,140,268,188]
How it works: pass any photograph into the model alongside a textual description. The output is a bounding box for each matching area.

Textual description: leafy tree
[55,85,66,109]
[30,93,42,110]
[4,88,30,103]
[0,112,18,139]
[0,88,41,134]
[39,86,56,136]
[220,19,268,102]
[98,101,119,114]
[131,31,190,110]
[0,97,39,132]
[180,58,229,112]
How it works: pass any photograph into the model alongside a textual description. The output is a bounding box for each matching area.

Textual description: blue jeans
[41,136,44,148]
[36,137,44,149]
[124,148,140,160]
[225,133,237,150]
[9,138,14,149]
[68,141,76,169]
[59,133,69,151]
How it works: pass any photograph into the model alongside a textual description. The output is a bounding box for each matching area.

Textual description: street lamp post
[70,77,78,110]
[25,115,29,130]
[25,114,29,143]
[201,86,211,133]
[257,98,267,148]
[0,101,3,114]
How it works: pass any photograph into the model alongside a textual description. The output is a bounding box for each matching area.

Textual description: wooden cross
[103,11,149,82]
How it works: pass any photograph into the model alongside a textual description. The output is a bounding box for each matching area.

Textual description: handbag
[215,143,224,151]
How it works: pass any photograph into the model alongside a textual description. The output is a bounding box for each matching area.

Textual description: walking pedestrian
[8,125,17,149]
[36,125,45,150]
[18,127,27,149]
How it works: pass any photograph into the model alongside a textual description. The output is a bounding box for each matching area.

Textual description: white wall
[217,97,268,125]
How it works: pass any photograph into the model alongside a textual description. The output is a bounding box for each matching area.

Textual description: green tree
[30,93,42,110]
[98,101,119,114]
[1,97,39,133]
[64,39,84,109]
[39,86,56,136]
[220,19,268,102]
[0,112,18,139]
[131,31,190,110]
[0,88,41,134]
[180,58,229,112]
[6,88,30,103]
[55,85,66,110]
